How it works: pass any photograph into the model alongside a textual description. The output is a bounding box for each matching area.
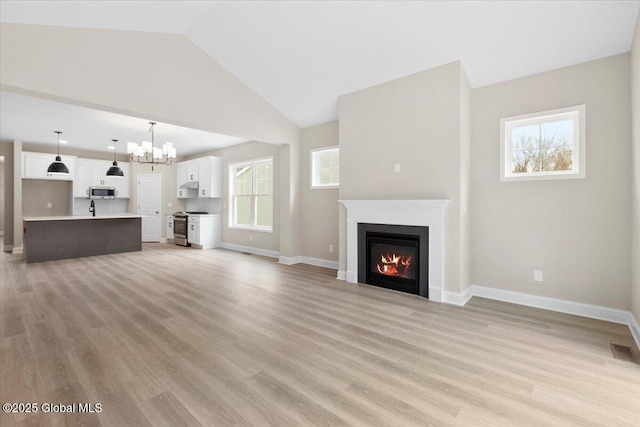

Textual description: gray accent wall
[338,61,472,293]
[299,121,339,262]
[471,53,632,310]
[631,12,640,325]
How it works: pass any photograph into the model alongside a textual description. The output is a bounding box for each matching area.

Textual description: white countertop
[23,214,144,222]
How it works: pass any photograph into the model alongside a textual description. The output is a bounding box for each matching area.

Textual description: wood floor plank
[1,242,639,426]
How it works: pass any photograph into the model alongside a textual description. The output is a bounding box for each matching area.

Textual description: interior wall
[631,11,640,324]
[0,23,299,146]
[22,180,71,217]
[0,143,13,249]
[189,141,281,253]
[299,121,339,263]
[471,53,632,310]
[0,159,4,234]
[338,61,469,293]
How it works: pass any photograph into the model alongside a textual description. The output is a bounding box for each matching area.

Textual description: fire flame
[376,253,412,276]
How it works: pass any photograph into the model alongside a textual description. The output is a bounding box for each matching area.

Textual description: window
[311,147,339,188]
[500,105,586,182]
[229,158,273,231]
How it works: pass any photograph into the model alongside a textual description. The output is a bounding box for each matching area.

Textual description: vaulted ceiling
[2,1,639,129]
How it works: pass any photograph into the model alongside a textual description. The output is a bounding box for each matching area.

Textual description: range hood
[180,181,199,189]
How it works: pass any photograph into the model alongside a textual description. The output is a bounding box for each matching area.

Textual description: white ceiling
[0,91,248,156]
[1,0,639,129]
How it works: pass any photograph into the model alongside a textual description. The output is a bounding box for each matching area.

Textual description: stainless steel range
[173,211,208,246]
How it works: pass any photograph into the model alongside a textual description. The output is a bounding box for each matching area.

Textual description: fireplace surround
[339,199,449,302]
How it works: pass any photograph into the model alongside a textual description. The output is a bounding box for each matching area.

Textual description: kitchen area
[19,146,223,262]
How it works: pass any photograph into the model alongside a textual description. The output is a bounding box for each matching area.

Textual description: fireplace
[358,223,429,297]
[340,199,448,302]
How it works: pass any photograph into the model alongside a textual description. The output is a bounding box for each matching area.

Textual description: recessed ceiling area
[0,91,249,155]
[1,1,639,128]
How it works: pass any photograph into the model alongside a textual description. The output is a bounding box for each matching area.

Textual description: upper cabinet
[186,160,199,182]
[176,160,196,199]
[22,151,76,181]
[198,156,222,198]
[176,156,221,198]
[73,158,131,198]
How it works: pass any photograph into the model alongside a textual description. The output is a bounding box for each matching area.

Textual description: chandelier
[127,122,176,170]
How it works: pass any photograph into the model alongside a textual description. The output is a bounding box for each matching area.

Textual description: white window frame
[310,146,339,189]
[500,105,586,182]
[229,157,273,232]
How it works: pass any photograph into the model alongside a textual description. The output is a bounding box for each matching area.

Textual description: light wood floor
[1,242,639,426]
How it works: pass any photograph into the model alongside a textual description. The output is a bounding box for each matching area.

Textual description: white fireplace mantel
[339,199,449,302]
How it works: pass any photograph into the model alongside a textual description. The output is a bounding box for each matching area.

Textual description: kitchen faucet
[89,200,96,217]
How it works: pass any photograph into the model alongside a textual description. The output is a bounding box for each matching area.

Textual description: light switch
[47,202,52,209]
[167,202,173,208]
[394,163,400,174]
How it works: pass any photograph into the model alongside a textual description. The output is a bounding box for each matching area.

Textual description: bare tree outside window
[511,119,573,174]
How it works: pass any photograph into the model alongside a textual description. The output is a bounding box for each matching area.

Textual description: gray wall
[189,141,281,253]
[0,159,4,234]
[338,61,471,293]
[631,12,640,325]
[299,121,339,262]
[471,53,632,310]
[0,143,13,250]
[22,180,71,217]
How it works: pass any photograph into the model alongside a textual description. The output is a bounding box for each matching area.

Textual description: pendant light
[47,131,69,175]
[106,139,124,177]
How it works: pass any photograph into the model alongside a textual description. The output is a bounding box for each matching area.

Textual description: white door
[137,174,162,242]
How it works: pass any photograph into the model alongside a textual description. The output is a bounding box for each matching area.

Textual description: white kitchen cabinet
[23,152,76,181]
[74,158,131,198]
[186,160,199,182]
[198,156,222,198]
[166,214,174,240]
[187,214,221,249]
[176,160,197,198]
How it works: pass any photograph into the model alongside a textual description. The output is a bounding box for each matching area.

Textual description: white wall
[631,12,640,324]
[0,22,299,146]
[338,61,471,293]
[299,121,339,262]
[471,53,632,310]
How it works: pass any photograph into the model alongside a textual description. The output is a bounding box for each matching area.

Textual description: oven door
[173,217,188,246]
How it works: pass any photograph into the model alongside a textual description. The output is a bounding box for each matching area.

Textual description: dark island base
[24,218,142,263]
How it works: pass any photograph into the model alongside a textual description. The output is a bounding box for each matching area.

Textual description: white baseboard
[220,242,280,259]
[3,244,13,253]
[12,246,23,254]
[629,313,640,350]
[279,255,339,270]
[458,285,640,350]
[442,286,473,306]
[279,255,302,265]
[337,270,346,280]
[160,238,167,243]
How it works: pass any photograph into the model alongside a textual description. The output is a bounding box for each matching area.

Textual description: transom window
[500,105,586,181]
[229,158,273,231]
[311,147,339,188]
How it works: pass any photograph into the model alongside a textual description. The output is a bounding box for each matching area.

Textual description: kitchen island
[23,214,143,263]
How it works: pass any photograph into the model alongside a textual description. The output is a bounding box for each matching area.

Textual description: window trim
[310,146,340,189]
[228,156,274,232]
[500,104,586,182]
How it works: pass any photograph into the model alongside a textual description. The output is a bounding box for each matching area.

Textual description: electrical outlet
[249,234,253,241]
[47,202,52,208]
[329,244,334,252]
[534,270,543,282]
[167,202,173,208]
[394,163,401,174]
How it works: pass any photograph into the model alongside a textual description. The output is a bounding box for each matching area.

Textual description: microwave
[89,186,117,199]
